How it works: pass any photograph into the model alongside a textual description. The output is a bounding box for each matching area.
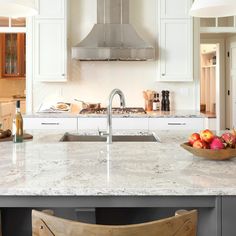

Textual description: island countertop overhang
[0,130,235,197]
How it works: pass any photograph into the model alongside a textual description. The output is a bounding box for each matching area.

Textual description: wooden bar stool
[32,209,197,236]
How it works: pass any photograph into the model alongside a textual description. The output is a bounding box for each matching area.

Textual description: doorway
[200,38,225,130]
[0,17,27,130]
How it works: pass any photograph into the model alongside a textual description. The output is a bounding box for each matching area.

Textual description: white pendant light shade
[190,0,236,18]
[0,0,38,17]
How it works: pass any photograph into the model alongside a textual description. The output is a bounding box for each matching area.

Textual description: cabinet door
[159,19,193,82]
[222,197,236,236]
[34,19,67,82]
[160,0,192,19]
[36,0,65,19]
[1,114,11,130]
[2,33,25,78]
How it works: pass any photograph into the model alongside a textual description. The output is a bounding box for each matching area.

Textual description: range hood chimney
[72,0,155,61]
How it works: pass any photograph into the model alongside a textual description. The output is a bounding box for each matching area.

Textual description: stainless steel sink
[60,133,160,142]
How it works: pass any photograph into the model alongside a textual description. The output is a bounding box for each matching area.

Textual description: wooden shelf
[0,76,25,80]
[201,51,216,55]
[202,65,216,68]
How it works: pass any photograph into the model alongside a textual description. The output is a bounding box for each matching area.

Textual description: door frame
[26,17,34,113]
[200,38,226,130]
[226,35,236,129]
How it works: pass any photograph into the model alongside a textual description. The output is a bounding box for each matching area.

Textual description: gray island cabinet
[1,130,236,236]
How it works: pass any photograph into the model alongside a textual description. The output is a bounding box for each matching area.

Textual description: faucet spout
[107,89,126,144]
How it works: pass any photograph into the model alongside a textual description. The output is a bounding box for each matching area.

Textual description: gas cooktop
[80,107,146,115]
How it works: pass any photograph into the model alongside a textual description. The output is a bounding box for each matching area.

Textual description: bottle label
[153,102,158,111]
[12,121,16,136]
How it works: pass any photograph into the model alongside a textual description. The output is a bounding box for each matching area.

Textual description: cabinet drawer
[149,118,204,130]
[24,118,77,130]
[78,118,107,130]
[78,118,149,131]
[113,118,149,130]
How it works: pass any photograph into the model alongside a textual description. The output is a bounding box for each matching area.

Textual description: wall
[32,0,197,112]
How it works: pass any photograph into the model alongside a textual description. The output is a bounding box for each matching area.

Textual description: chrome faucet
[100,89,126,144]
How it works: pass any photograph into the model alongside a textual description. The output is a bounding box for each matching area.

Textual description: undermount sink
[60,133,160,143]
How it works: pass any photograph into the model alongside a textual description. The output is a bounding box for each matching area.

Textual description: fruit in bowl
[221,133,236,148]
[188,133,200,146]
[200,129,214,143]
[192,139,208,149]
[181,129,236,160]
[210,137,225,150]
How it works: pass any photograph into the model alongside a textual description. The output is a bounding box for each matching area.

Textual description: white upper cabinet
[33,0,67,82]
[160,0,192,19]
[158,0,193,82]
[34,20,66,82]
[159,19,193,81]
[36,0,65,19]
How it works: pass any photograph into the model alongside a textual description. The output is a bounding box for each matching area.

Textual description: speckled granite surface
[24,110,206,118]
[0,130,234,196]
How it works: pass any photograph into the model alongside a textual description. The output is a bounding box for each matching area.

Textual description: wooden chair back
[32,209,197,236]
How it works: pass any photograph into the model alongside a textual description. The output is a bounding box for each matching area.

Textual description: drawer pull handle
[41,123,60,125]
[168,123,187,126]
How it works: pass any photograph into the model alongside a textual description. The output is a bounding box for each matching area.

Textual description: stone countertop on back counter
[0,130,235,196]
[23,110,207,118]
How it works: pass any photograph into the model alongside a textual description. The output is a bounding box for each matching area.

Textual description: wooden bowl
[180,143,236,161]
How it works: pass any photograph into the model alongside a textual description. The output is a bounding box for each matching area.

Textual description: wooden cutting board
[0,133,33,142]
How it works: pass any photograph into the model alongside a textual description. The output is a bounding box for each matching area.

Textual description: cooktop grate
[80,107,146,115]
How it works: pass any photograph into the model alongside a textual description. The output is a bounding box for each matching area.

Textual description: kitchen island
[0,130,235,236]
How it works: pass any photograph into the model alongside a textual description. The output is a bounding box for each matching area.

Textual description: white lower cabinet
[205,118,217,130]
[113,118,149,130]
[24,118,77,130]
[78,118,149,131]
[78,118,107,131]
[149,118,205,131]
[24,117,205,132]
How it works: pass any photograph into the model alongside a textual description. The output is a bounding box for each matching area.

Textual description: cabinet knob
[62,74,65,76]
[162,73,165,76]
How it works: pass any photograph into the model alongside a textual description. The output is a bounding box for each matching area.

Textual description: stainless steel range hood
[72,0,155,61]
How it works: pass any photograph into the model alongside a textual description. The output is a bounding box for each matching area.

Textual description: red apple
[193,140,208,149]
[188,133,201,146]
[200,129,215,143]
[210,137,225,150]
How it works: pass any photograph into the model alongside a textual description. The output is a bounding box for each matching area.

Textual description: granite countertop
[24,110,206,118]
[0,130,235,196]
